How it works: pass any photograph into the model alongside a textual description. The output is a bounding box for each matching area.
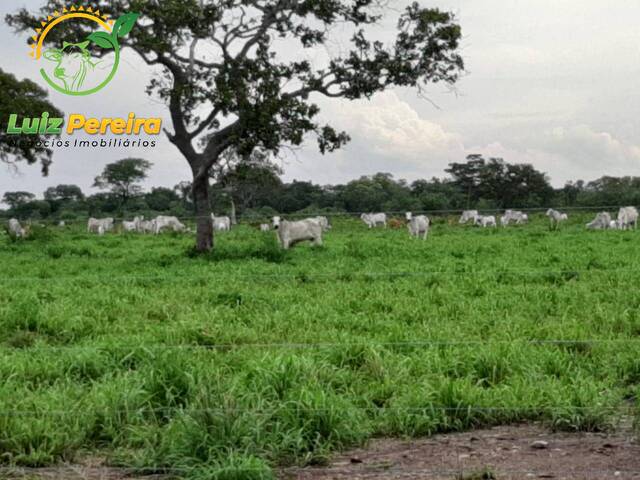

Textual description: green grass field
[0,214,639,479]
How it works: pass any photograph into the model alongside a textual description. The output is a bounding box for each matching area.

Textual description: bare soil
[282,423,640,480]
[4,424,638,479]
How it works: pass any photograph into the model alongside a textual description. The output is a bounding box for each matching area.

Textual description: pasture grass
[0,213,639,478]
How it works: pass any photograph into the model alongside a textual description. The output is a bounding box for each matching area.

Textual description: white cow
[122,216,144,233]
[272,216,323,249]
[474,215,497,228]
[501,210,528,226]
[88,217,114,234]
[7,219,27,238]
[586,212,612,230]
[546,209,568,228]
[139,219,156,234]
[406,212,430,240]
[459,210,479,224]
[309,216,331,232]
[617,206,638,230]
[58,221,66,227]
[153,216,185,234]
[360,213,387,228]
[212,215,231,232]
[260,223,271,232]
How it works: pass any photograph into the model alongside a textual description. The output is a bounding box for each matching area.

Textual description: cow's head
[43,41,94,92]
[405,212,413,221]
[272,216,281,230]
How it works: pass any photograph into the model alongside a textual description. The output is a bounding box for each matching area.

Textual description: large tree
[212,148,283,222]
[446,155,553,208]
[0,69,63,175]
[2,191,36,210]
[44,184,85,203]
[93,158,152,208]
[9,1,464,251]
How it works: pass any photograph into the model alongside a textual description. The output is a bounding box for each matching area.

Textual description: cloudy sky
[2,0,640,204]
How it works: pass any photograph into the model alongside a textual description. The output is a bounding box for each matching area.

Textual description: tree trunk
[229,196,237,225]
[192,173,214,252]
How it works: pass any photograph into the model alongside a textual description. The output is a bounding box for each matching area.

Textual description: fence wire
[0,405,632,417]
[1,338,639,352]
[2,203,638,225]
[0,266,638,284]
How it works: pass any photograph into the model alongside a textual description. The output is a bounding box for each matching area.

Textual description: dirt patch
[282,423,640,480]
[0,466,169,480]
[3,424,638,479]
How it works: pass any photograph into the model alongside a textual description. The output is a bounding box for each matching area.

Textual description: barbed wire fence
[0,266,638,284]
[2,338,640,352]
[1,204,637,226]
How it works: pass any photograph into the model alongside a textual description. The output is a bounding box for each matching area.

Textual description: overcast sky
[2,0,640,204]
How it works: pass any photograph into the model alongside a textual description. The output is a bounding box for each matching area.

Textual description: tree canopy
[8,0,464,250]
[446,155,554,208]
[0,68,63,175]
[93,158,153,208]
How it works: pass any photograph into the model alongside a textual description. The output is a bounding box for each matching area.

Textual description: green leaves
[113,12,140,39]
[87,32,116,49]
[87,13,139,50]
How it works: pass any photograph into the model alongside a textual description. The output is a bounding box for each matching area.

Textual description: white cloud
[284,93,640,187]
[330,91,463,159]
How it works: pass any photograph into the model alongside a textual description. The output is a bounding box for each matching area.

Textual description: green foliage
[0,214,638,476]
[0,69,63,174]
[7,0,465,250]
[0,216,640,472]
[93,158,152,209]
[446,154,554,208]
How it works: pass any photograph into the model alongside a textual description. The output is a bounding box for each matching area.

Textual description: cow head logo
[30,6,139,96]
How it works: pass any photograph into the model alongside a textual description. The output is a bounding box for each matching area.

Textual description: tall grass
[0,214,638,476]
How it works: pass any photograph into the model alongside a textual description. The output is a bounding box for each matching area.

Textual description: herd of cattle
[85,214,233,235]
[4,207,639,249]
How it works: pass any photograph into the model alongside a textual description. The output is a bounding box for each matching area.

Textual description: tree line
[2,153,640,222]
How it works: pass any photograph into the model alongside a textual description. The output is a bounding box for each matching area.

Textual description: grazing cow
[122,216,144,233]
[260,223,271,232]
[406,212,430,240]
[474,215,497,228]
[88,217,114,234]
[360,213,387,229]
[309,216,331,232]
[617,206,638,230]
[501,210,528,226]
[58,221,66,227]
[272,216,323,249]
[153,216,185,234]
[459,210,479,224]
[7,219,27,238]
[586,212,612,230]
[212,215,231,232]
[546,209,568,228]
[139,219,156,234]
